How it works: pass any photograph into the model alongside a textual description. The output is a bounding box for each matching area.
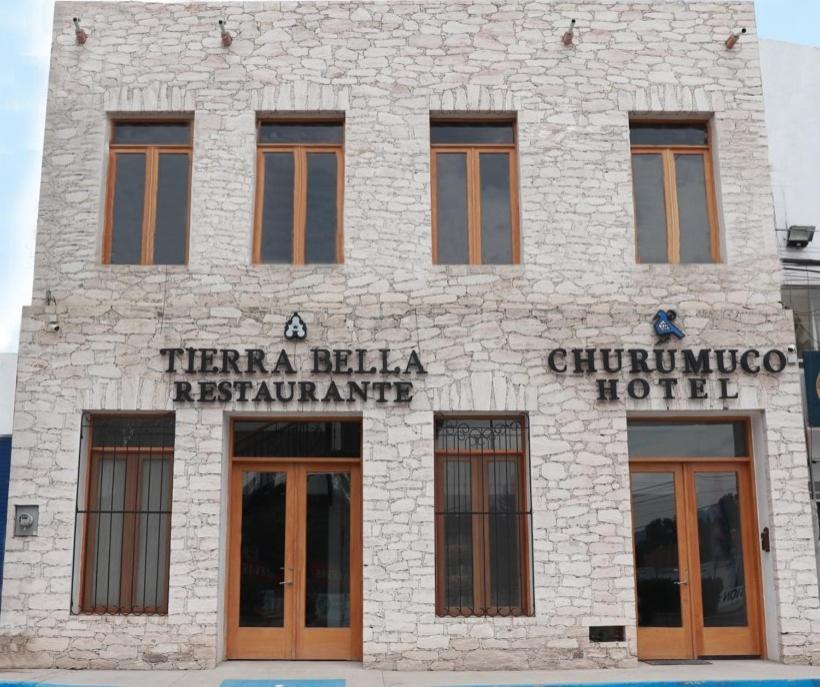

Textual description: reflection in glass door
[630,467,693,659]
[629,460,763,659]
[227,462,361,660]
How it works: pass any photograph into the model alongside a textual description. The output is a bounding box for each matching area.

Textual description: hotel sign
[546,308,789,401]
[546,346,788,401]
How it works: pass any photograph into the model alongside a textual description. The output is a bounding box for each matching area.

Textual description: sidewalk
[0,659,818,687]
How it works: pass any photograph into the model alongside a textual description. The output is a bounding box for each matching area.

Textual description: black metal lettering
[683,349,712,374]
[572,348,597,373]
[312,348,332,373]
[763,349,787,373]
[719,378,738,399]
[627,379,650,399]
[596,379,619,401]
[657,378,678,400]
[160,348,184,373]
[321,381,344,403]
[394,381,414,403]
[404,350,427,375]
[688,378,707,399]
[548,349,567,373]
[298,381,318,402]
[740,349,760,374]
[253,381,273,403]
[600,349,623,373]
[221,349,241,374]
[272,350,296,374]
[246,349,268,374]
[628,349,651,373]
[716,349,738,374]
[173,380,193,402]
[654,349,676,374]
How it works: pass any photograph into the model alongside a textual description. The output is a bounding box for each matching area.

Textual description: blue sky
[0,0,818,353]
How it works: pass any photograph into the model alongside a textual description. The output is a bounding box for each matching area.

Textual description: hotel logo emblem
[653,309,685,343]
[284,312,307,341]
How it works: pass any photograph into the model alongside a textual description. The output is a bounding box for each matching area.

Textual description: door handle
[279,567,293,586]
[673,579,688,585]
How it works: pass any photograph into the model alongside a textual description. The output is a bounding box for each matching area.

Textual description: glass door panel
[690,465,762,657]
[227,465,295,659]
[632,472,683,627]
[630,466,693,659]
[305,472,351,628]
[239,471,288,628]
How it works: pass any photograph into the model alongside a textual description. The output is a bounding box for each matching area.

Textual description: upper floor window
[630,121,719,264]
[254,120,344,264]
[104,121,191,265]
[431,118,520,265]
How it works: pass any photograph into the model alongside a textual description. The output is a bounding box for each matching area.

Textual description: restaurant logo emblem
[284,312,307,341]
[653,309,685,342]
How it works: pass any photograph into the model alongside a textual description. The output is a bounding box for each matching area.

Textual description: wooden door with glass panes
[226,460,362,660]
[628,419,764,659]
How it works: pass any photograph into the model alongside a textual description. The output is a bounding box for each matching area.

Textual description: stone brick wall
[2,0,819,671]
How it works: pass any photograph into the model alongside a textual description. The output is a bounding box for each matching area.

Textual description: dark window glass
[479,152,513,264]
[77,415,174,615]
[631,472,683,627]
[630,123,708,146]
[695,472,748,627]
[91,416,175,448]
[304,152,338,264]
[260,152,295,263]
[239,471,287,627]
[676,154,713,263]
[435,153,469,264]
[781,285,817,354]
[435,417,530,617]
[632,154,668,263]
[627,421,747,458]
[487,459,521,608]
[431,122,514,145]
[443,460,473,609]
[112,122,190,145]
[233,421,361,458]
[305,472,351,628]
[110,154,146,264]
[259,122,343,145]
[153,153,189,265]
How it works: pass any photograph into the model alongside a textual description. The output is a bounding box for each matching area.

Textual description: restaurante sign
[160,347,426,404]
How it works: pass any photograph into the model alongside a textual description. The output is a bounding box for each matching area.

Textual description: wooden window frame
[102,119,192,265]
[630,120,721,264]
[79,413,174,615]
[430,118,521,265]
[433,414,533,617]
[253,119,345,265]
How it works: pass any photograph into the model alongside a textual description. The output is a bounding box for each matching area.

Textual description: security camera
[787,345,798,365]
[46,313,60,332]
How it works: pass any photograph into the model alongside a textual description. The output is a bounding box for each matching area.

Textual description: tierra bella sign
[160,346,426,404]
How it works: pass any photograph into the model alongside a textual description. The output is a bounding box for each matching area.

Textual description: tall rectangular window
[434,416,532,617]
[104,121,192,265]
[431,119,520,265]
[254,120,344,264]
[76,415,174,614]
[630,121,719,263]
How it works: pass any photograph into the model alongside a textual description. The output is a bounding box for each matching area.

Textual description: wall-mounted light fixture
[786,225,816,249]
[218,19,233,47]
[562,19,576,47]
[725,27,746,49]
[73,17,87,45]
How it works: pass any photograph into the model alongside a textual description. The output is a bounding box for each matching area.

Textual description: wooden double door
[630,462,763,659]
[227,460,362,660]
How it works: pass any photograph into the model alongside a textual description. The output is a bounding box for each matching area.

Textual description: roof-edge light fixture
[218,19,233,47]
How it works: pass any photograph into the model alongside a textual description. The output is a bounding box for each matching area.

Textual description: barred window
[434,416,533,617]
[74,415,174,614]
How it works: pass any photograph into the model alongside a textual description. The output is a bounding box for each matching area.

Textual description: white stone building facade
[1,0,819,672]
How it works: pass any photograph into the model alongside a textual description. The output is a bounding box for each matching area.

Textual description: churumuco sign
[547,309,790,401]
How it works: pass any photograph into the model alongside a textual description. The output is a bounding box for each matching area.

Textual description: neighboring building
[1,0,819,672]
[760,39,820,534]
[0,354,16,611]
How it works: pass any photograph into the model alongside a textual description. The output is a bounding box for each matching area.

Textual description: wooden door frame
[629,442,765,659]
[685,461,764,658]
[225,455,363,661]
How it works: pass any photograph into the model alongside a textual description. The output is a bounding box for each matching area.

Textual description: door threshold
[642,659,713,665]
